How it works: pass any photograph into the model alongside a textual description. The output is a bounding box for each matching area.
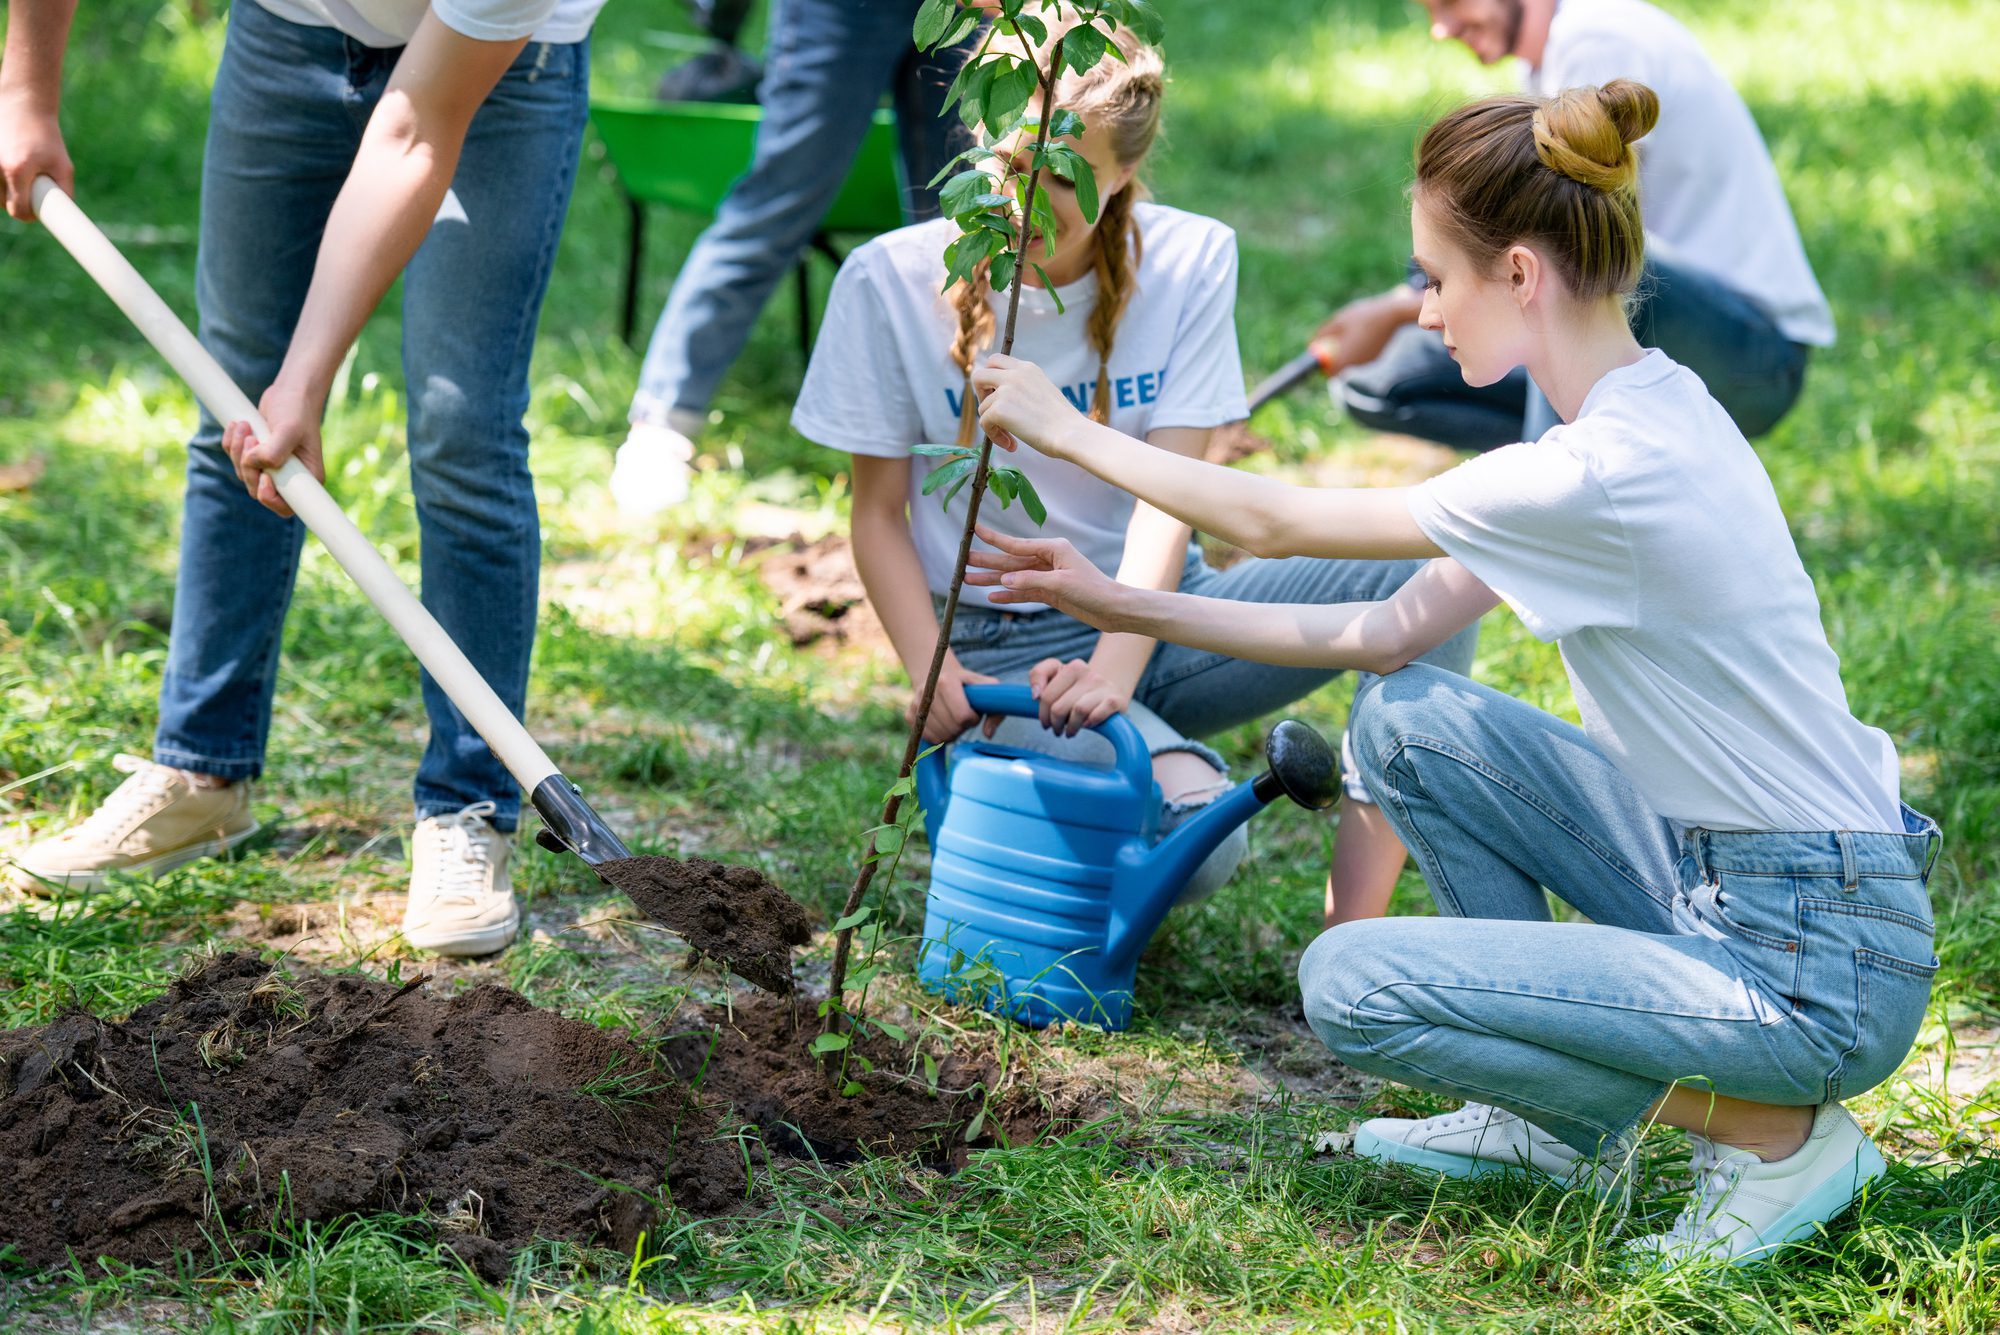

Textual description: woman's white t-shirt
[792,203,1249,612]
[255,0,601,48]
[1409,351,1900,834]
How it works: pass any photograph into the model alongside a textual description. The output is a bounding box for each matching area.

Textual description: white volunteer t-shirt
[1409,351,1900,833]
[792,204,1248,611]
[254,0,600,48]
[1531,0,1834,346]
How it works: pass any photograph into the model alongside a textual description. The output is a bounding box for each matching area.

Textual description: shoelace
[1418,1102,1505,1135]
[70,754,180,841]
[1662,1138,1747,1245]
[420,801,500,904]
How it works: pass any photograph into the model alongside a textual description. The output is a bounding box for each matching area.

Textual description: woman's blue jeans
[1301,665,1941,1155]
[948,553,1479,750]
[153,1,589,830]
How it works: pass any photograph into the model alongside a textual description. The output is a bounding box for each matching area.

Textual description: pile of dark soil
[663,993,1096,1168]
[0,955,1093,1275]
[599,855,813,994]
[0,952,738,1276]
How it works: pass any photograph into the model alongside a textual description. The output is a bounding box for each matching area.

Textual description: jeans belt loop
[1923,823,1943,881]
[1836,830,1859,892]
[1692,827,1713,884]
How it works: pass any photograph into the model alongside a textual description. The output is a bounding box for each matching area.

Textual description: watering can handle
[915,682,1155,847]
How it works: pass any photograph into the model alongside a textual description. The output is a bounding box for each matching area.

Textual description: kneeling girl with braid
[793,26,1473,916]
[964,80,1936,1266]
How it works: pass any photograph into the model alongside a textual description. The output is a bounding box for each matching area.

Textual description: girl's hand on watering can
[221,385,327,518]
[970,354,1083,458]
[966,525,1130,628]
[1028,657,1128,737]
[924,652,1001,746]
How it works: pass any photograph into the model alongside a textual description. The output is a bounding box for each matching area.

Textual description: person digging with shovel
[1,0,602,956]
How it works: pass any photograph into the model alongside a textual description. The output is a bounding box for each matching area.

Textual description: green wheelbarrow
[588,98,909,352]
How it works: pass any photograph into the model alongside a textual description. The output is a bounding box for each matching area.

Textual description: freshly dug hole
[662,993,1100,1168]
[0,955,1097,1275]
[0,952,740,1275]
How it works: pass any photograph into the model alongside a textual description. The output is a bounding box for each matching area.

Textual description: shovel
[27,177,808,991]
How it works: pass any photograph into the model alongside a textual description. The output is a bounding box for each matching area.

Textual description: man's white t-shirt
[1531,0,1834,347]
[792,203,1249,612]
[1409,351,1900,834]
[255,0,600,48]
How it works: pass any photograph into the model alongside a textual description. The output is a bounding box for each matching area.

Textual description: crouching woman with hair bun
[961,79,1938,1267]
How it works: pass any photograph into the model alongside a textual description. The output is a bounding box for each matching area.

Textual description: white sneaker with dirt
[1623,1103,1886,1269]
[6,754,258,893]
[402,800,519,957]
[610,420,695,516]
[1355,1102,1628,1197]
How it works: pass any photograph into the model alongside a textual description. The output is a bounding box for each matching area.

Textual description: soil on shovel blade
[599,855,813,994]
[0,953,741,1277]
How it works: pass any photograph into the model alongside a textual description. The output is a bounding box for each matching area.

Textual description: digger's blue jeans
[153,0,589,830]
[1300,665,1941,1154]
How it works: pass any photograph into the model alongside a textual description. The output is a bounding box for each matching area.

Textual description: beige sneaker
[7,754,259,894]
[402,801,520,957]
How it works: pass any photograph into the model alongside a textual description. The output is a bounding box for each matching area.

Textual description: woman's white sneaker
[1355,1102,1629,1196]
[402,801,519,957]
[1623,1103,1886,1268]
[6,755,258,893]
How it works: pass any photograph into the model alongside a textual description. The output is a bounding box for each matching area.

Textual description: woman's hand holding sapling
[971,353,1088,459]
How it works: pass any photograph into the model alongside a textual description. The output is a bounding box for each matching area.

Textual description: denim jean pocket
[1802,888,1938,1102]
[1702,873,1804,999]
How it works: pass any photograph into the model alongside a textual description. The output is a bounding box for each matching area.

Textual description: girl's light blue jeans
[947,551,1479,781]
[1301,665,1941,1154]
[154,0,589,830]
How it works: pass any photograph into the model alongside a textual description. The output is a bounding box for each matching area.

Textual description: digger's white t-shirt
[1410,351,1899,833]
[255,0,600,48]
[793,204,1248,611]
[1531,0,1834,345]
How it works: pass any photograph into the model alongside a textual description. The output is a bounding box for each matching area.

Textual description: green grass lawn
[2,0,1996,1329]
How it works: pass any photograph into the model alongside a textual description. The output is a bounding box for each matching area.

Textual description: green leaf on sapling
[1014,11,1047,44]
[1028,184,1059,256]
[1013,470,1048,525]
[989,250,1018,294]
[1030,263,1066,313]
[1062,20,1108,73]
[988,469,1016,507]
[847,963,880,989]
[913,0,959,49]
[939,167,1000,218]
[810,1032,850,1056]
[832,905,875,931]
[1046,108,1085,140]
[875,1021,909,1043]
[921,455,976,498]
[922,1051,941,1092]
[841,1080,865,1097]
[1072,157,1099,224]
[985,57,1038,130]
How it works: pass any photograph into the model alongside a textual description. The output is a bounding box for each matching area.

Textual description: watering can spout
[1104,720,1342,969]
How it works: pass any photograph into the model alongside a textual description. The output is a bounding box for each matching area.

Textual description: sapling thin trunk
[824,26,1069,1009]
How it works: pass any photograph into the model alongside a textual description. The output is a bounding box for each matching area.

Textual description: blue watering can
[916,683,1339,1030]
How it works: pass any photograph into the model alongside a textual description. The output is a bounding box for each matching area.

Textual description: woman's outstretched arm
[967,527,1495,675]
[970,354,1441,562]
